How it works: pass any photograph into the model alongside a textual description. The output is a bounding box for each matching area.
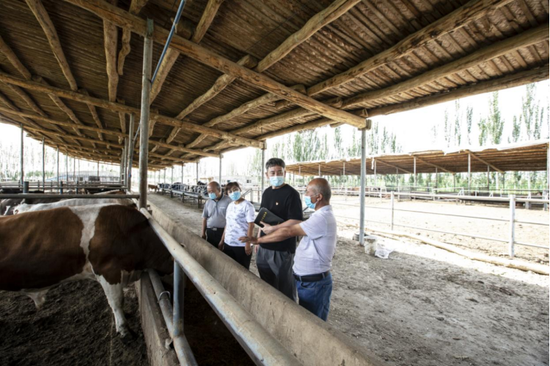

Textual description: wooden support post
[359,128,367,246]
[127,114,135,190]
[42,137,45,189]
[139,19,154,209]
[20,124,24,186]
[219,155,222,184]
[261,148,265,193]
[57,147,60,192]
[468,153,472,193]
[196,161,199,184]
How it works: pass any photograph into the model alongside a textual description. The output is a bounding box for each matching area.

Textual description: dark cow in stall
[0,205,173,338]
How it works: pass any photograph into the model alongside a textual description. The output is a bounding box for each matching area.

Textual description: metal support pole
[57,147,60,192]
[318,164,321,178]
[390,191,395,231]
[373,159,377,187]
[468,153,471,193]
[97,161,99,178]
[195,162,199,183]
[509,195,516,258]
[413,156,416,188]
[65,154,68,185]
[138,19,154,209]
[487,165,491,192]
[261,148,265,193]
[171,166,174,184]
[42,137,45,190]
[219,155,222,184]
[20,124,24,186]
[73,156,76,183]
[359,128,367,246]
[181,163,184,184]
[435,167,438,190]
[127,114,135,191]
[173,262,185,337]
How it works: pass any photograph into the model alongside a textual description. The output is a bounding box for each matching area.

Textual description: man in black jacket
[256,158,303,301]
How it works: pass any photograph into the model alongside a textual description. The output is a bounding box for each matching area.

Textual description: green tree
[487,91,504,144]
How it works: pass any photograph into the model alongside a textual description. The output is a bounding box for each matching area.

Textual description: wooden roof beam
[412,155,453,173]
[117,0,148,75]
[366,64,549,118]
[103,0,119,102]
[255,0,361,73]
[25,0,79,91]
[64,0,366,128]
[160,54,257,147]
[464,150,504,173]
[0,72,264,149]
[374,159,412,174]
[307,0,516,96]
[185,84,305,149]
[149,0,215,103]
[341,23,549,108]
[0,106,220,158]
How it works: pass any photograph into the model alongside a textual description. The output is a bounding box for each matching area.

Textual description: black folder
[254,208,284,227]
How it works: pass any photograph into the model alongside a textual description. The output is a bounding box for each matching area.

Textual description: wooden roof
[285,140,550,176]
[0,0,548,169]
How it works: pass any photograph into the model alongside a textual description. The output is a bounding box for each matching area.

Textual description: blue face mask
[208,193,217,200]
[229,191,241,201]
[269,176,284,187]
[304,195,317,210]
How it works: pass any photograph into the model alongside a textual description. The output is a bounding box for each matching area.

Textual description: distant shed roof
[0,0,547,169]
[285,140,550,176]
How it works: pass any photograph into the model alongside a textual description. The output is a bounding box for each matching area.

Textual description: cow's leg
[24,289,49,309]
[97,277,130,338]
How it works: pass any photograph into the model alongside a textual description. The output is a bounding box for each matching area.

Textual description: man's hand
[239,235,258,244]
[201,233,206,240]
[260,221,276,235]
[245,243,252,256]
[218,242,224,251]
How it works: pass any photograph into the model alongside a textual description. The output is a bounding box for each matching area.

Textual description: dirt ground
[149,193,549,366]
[1,193,545,366]
[0,281,148,366]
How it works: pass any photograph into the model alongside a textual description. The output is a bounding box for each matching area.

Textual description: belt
[293,271,330,282]
[207,227,224,231]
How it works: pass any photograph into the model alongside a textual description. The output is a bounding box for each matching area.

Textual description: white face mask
[269,176,284,187]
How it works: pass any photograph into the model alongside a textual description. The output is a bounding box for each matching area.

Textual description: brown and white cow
[13,198,134,214]
[0,204,173,338]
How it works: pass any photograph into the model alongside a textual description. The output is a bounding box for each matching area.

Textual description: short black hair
[225,181,241,192]
[265,158,285,170]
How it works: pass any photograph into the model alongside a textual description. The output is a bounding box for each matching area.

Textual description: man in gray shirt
[240,178,336,320]
[201,181,232,247]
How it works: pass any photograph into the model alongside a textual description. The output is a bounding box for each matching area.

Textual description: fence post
[390,191,395,231]
[509,195,516,258]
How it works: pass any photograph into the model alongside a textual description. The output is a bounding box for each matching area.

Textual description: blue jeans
[295,273,332,321]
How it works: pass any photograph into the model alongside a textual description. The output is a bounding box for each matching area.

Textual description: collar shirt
[202,193,232,228]
[293,205,337,276]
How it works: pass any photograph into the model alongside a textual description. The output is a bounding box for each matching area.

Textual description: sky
[0,80,548,180]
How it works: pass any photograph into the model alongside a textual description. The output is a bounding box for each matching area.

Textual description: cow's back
[0,207,86,291]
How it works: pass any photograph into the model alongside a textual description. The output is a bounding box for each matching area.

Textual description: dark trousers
[206,228,223,248]
[256,247,297,301]
[223,244,252,270]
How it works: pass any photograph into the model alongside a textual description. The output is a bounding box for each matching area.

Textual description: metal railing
[334,192,549,258]
[140,208,301,366]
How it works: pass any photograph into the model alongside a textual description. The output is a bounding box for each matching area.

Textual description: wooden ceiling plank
[0,72,264,149]
[64,0,366,128]
[25,0,79,91]
[307,0,515,96]
[117,0,148,75]
[341,23,549,108]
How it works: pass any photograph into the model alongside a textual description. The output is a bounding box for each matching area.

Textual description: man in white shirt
[240,178,337,320]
